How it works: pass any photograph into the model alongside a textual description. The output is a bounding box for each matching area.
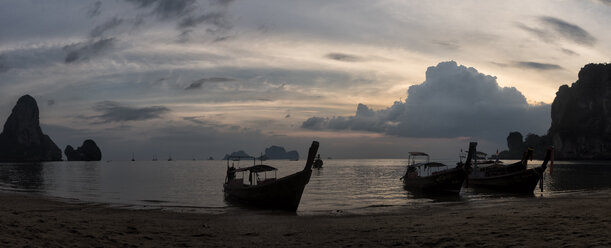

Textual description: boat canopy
[408,152,428,156]
[234,164,278,173]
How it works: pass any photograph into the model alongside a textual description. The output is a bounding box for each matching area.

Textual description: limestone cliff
[0,95,62,162]
[548,63,611,159]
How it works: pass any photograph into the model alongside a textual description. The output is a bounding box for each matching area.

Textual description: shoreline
[1,191,610,247]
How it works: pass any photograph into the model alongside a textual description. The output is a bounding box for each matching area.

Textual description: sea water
[1,159,610,214]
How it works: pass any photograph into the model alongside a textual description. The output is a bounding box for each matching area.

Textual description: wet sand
[1,192,609,247]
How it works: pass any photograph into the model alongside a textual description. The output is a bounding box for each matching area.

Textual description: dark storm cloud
[90,17,123,38]
[515,61,563,70]
[539,16,596,46]
[184,77,235,90]
[302,61,550,141]
[86,101,170,123]
[64,38,115,63]
[87,1,102,17]
[325,53,364,62]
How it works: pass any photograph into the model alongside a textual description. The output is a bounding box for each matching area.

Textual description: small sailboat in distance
[131,152,135,162]
[168,153,173,161]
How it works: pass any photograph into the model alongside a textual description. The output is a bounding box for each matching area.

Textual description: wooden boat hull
[223,169,312,211]
[403,168,468,194]
[468,165,546,193]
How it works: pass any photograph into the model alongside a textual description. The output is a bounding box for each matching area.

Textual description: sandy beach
[1,192,609,247]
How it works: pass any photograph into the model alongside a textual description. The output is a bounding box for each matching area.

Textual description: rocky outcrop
[548,63,611,159]
[65,139,102,161]
[222,150,253,160]
[0,95,62,162]
[499,132,551,160]
[264,145,299,160]
[500,63,611,160]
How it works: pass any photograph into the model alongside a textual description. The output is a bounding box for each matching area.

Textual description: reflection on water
[0,163,44,191]
[0,159,610,214]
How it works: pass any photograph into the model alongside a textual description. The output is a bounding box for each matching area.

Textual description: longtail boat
[401,142,477,194]
[223,141,319,211]
[467,147,553,193]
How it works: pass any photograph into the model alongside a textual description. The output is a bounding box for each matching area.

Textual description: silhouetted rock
[548,63,611,159]
[222,150,253,160]
[64,139,102,161]
[0,95,62,162]
[264,145,299,160]
[500,63,611,160]
[499,132,550,159]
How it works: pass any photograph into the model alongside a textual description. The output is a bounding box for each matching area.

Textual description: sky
[1,0,610,160]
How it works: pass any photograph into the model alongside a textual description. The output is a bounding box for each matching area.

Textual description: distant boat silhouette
[152,153,158,161]
[168,153,173,161]
[131,152,135,162]
[208,156,214,160]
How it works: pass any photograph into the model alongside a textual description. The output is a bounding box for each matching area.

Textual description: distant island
[222,145,300,161]
[264,145,299,160]
[500,63,611,160]
[222,150,253,160]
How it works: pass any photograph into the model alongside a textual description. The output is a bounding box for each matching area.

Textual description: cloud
[519,17,596,47]
[64,38,115,63]
[123,0,234,42]
[87,1,102,18]
[85,101,170,123]
[560,48,578,56]
[178,12,230,29]
[597,0,611,5]
[47,100,55,106]
[126,0,195,19]
[302,61,550,141]
[0,55,9,73]
[514,61,563,70]
[184,77,235,90]
[325,53,364,62]
[90,17,123,38]
[539,16,596,46]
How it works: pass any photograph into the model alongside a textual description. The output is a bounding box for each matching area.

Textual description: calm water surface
[1,159,610,214]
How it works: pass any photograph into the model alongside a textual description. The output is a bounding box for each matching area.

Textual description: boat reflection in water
[223,141,319,211]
